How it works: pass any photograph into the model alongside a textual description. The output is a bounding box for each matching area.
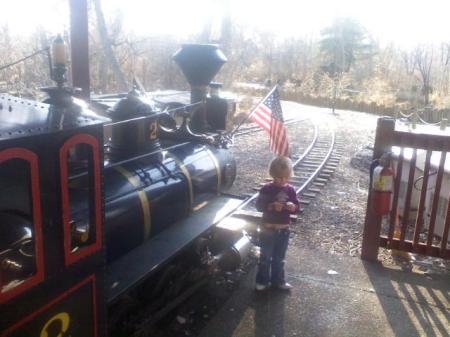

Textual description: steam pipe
[215,235,252,271]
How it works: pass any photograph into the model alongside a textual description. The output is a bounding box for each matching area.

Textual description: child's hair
[269,156,293,178]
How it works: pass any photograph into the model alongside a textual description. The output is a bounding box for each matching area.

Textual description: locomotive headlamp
[51,34,67,87]
[52,35,67,66]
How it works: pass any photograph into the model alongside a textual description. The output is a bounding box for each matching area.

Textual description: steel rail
[292,123,319,167]
[295,130,335,194]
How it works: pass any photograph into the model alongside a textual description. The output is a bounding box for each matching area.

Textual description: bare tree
[438,42,450,95]
[414,45,433,105]
[220,0,232,56]
[92,0,128,91]
[401,50,416,76]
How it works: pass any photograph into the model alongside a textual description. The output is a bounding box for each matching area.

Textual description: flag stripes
[251,104,271,131]
[270,118,289,156]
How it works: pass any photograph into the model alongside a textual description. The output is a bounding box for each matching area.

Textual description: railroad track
[228,120,341,223]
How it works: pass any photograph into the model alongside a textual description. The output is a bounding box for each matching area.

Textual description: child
[255,156,299,291]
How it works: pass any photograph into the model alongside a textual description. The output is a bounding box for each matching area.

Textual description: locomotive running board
[106,195,243,304]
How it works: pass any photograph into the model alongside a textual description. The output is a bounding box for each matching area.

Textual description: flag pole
[230,84,278,135]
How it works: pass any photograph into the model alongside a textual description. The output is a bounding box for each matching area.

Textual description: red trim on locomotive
[60,134,103,266]
[1,274,98,337]
[0,148,45,304]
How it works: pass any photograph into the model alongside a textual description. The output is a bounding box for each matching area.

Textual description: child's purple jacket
[256,182,299,224]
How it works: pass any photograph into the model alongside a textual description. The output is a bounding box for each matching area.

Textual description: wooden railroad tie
[308,188,321,193]
[328,165,339,169]
[298,163,319,168]
[302,161,322,165]
[296,167,316,172]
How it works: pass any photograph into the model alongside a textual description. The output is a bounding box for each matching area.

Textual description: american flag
[250,86,290,156]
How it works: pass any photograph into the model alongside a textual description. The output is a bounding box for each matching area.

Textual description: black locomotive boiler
[0,42,250,336]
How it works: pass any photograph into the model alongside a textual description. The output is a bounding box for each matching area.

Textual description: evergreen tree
[319,18,375,112]
[320,18,374,76]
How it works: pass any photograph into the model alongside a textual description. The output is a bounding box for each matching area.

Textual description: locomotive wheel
[108,295,139,333]
[149,265,182,299]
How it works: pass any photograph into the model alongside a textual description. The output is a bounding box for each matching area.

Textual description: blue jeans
[256,228,290,286]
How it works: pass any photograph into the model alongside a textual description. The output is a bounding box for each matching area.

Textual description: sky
[1,0,450,48]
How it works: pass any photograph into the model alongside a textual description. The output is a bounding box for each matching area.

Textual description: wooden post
[411,112,418,129]
[361,117,396,261]
[394,106,399,120]
[69,0,90,99]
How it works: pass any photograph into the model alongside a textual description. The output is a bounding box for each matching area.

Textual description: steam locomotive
[0,41,250,336]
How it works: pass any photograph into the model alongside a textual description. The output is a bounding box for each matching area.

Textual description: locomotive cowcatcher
[0,4,251,336]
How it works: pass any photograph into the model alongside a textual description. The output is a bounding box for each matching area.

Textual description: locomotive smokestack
[173,44,227,104]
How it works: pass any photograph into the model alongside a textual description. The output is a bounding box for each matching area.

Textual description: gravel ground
[231,101,450,273]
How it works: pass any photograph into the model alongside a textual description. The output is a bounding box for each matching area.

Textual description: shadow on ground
[363,260,450,337]
[199,247,450,337]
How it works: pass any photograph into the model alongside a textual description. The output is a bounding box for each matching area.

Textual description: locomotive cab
[0,93,108,336]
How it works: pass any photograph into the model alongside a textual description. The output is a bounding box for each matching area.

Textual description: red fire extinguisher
[371,154,394,216]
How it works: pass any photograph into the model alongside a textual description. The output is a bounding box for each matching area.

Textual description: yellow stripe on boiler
[205,148,221,195]
[167,154,194,210]
[114,166,151,240]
